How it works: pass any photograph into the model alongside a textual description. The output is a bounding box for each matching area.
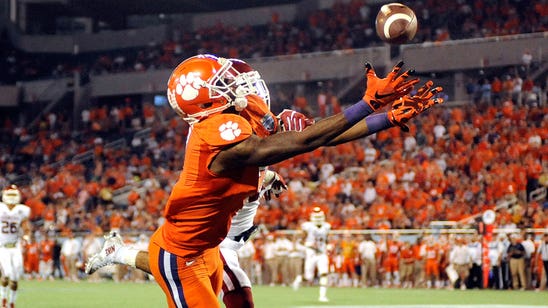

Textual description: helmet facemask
[223,58,270,111]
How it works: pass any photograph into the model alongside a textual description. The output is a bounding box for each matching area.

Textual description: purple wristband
[343,100,374,125]
[365,113,393,134]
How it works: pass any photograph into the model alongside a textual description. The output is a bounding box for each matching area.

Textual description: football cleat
[319,296,329,302]
[292,279,300,291]
[85,231,124,275]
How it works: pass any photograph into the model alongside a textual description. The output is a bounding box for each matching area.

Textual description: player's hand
[388,80,443,132]
[262,170,288,201]
[363,61,419,110]
[277,109,315,132]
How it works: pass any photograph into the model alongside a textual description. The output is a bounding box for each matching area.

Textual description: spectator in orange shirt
[24,234,40,279]
[39,232,55,281]
[491,76,502,104]
[381,233,402,287]
[424,238,442,289]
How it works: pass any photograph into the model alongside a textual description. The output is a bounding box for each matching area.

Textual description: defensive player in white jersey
[0,185,31,308]
[292,207,331,302]
[219,169,285,307]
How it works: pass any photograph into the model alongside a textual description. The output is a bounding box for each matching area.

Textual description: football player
[39,232,55,281]
[86,59,309,308]
[292,207,331,302]
[424,237,442,289]
[381,232,402,287]
[0,185,31,308]
[219,169,287,306]
[87,54,441,307]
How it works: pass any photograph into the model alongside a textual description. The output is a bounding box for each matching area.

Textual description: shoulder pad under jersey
[17,204,31,219]
[192,114,253,147]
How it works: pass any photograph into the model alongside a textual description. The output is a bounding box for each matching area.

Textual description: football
[375,3,418,44]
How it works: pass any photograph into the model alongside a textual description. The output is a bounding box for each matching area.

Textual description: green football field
[16,280,548,307]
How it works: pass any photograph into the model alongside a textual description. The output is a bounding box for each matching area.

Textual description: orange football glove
[363,61,419,110]
[388,80,443,132]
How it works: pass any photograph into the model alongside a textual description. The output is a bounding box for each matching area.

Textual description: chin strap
[234,87,248,111]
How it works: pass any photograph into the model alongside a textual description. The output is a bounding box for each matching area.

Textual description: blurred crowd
[20,227,548,292]
[0,66,546,235]
[1,0,547,83]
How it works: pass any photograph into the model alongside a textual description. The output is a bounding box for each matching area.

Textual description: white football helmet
[310,207,325,226]
[2,184,21,205]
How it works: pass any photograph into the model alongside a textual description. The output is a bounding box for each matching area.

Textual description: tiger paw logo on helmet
[175,72,205,101]
[219,121,241,141]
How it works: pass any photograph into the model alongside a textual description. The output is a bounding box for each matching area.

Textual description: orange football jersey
[157,114,260,257]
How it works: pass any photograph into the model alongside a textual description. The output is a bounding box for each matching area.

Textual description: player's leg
[350,260,359,287]
[0,248,11,308]
[135,251,151,274]
[85,231,149,275]
[6,280,16,308]
[344,260,355,287]
[369,259,378,287]
[399,263,408,288]
[391,258,400,287]
[317,254,329,302]
[149,240,222,308]
[38,260,45,281]
[220,248,254,308]
[0,275,6,308]
[381,258,390,287]
[4,249,23,308]
[414,259,425,288]
[433,266,441,289]
[294,252,314,290]
[148,241,188,308]
[46,260,54,280]
[425,261,433,288]
[360,260,367,286]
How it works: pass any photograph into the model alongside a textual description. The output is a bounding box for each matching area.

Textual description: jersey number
[1,221,18,234]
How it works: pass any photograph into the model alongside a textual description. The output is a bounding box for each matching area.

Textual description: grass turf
[16,280,548,307]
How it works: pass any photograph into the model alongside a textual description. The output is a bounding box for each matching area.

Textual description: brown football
[375,3,418,44]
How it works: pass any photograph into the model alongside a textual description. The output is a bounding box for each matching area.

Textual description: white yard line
[293,304,548,308]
